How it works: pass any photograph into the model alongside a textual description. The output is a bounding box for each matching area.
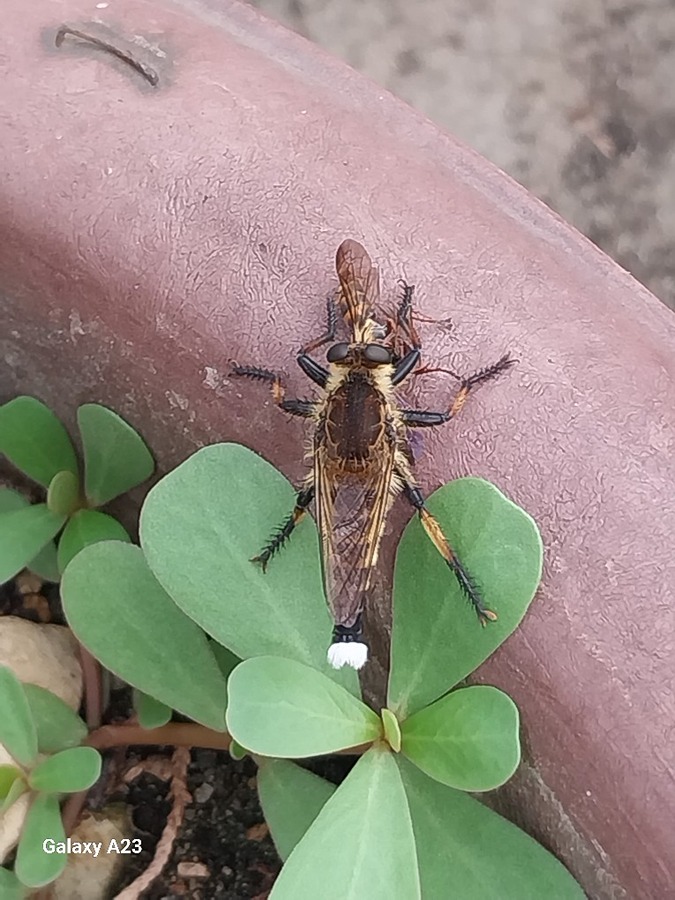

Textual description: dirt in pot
[109,748,281,899]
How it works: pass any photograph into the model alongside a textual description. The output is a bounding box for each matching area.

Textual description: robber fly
[232,240,513,670]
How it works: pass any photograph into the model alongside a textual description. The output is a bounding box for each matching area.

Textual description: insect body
[233,240,513,669]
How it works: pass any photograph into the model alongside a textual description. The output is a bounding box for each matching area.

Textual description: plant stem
[85,721,232,751]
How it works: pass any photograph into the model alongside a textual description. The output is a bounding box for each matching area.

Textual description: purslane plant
[0,667,100,891]
[54,442,583,898]
[0,396,154,584]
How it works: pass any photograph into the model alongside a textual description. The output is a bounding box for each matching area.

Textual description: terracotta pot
[1,1,674,896]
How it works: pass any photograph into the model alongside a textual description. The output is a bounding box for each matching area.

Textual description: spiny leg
[389,289,423,384]
[253,482,315,571]
[447,354,515,418]
[231,365,315,566]
[300,297,339,355]
[395,281,420,348]
[401,354,515,426]
[296,297,339,387]
[296,297,338,388]
[389,282,422,385]
[402,479,496,625]
[394,278,454,338]
[230,364,317,417]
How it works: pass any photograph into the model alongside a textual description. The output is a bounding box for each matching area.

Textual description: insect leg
[296,297,338,388]
[230,365,316,417]
[392,348,421,386]
[400,478,497,625]
[400,410,449,427]
[252,481,315,571]
[395,281,420,349]
[401,354,515,425]
[297,354,329,388]
[300,297,339,354]
[390,281,423,386]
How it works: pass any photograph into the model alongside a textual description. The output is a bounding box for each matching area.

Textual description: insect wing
[335,239,380,344]
[314,444,397,630]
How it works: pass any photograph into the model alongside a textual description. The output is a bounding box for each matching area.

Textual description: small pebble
[15,572,43,595]
[193,783,215,804]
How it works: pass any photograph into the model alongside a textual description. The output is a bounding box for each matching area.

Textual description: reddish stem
[85,721,233,751]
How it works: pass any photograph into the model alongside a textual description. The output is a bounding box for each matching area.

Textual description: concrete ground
[246,0,675,311]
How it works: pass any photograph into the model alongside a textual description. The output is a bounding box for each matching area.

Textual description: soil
[110,749,280,899]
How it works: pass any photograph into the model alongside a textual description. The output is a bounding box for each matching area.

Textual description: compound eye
[363,344,392,365]
[327,342,350,363]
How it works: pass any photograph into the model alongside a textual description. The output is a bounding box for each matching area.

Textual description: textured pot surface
[1,1,674,896]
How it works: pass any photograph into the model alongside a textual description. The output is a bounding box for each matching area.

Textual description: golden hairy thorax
[317,356,405,475]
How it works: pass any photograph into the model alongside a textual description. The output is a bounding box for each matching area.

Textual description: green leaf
[61,541,228,730]
[140,444,359,695]
[0,397,78,488]
[381,708,401,752]
[0,505,66,585]
[0,866,26,899]
[22,684,88,753]
[257,759,336,861]
[226,657,380,757]
[229,739,248,761]
[397,757,585,898]
[27,539,60,583]
[0,764,23,801]
[15,793,67,888]
[0,488,29,515]
[46,470,81,517]
[77,404,154,506]
[0,489,60,582]
[401,685,520,791]
[29,747,101,793]
[270,747,420,900]
[210,641,240,682]
[389,478,543,717]
[2,775,28,813]
[133,690,172,729]
[0,666,37,765]
[57,509,131,573]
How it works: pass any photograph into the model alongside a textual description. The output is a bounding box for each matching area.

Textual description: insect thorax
[321,366,395,469]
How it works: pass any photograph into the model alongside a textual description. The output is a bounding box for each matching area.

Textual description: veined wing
[335,239,380,344]
[314,442,397,629]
